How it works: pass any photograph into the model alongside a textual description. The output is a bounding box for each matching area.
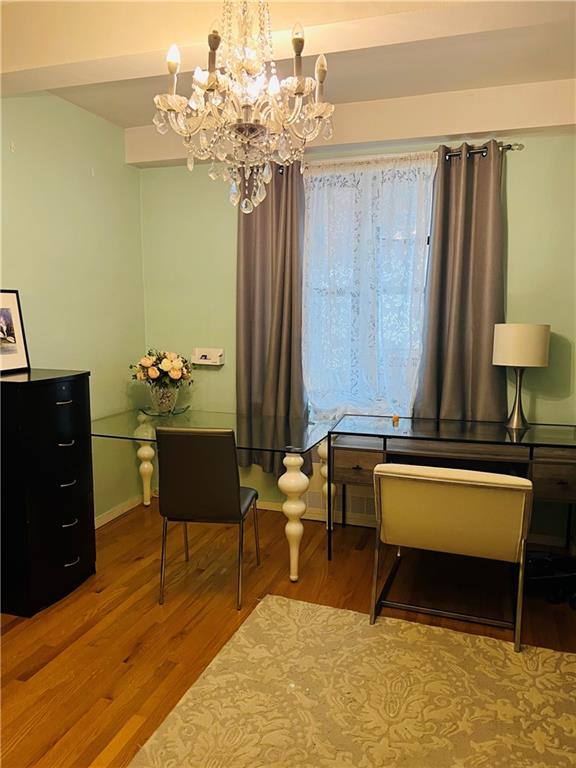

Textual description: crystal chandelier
[153,0,334,213]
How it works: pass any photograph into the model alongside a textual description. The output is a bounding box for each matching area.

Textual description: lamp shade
[492,323,550,367]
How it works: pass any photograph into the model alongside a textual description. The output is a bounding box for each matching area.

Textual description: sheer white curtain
[302,152,436,419]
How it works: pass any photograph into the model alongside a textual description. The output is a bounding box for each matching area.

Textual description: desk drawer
[333,448,383,485]
[531,463,576,502]
[533,447,576,464]
[385,439,530,463]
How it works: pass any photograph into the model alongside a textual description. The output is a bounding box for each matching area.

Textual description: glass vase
[149,385,178,414]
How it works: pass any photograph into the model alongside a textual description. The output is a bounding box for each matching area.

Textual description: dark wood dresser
[1,369,96,616]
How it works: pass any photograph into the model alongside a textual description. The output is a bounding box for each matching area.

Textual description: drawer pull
[56,399,73,406]
[64,556,80,568]
[353,465,363,471]
[557,480,569,486]
[58,440,75,448]
[62,518,78,529]
[60,479,77,488]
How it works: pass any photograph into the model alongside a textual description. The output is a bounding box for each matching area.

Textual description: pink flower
[139,356,154,367]
[136,370,146,381]
[148,366,160,379]
[166,352,178,361]
[168,368,182,380]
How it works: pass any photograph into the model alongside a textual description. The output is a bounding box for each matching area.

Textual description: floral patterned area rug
[129,595,576,768]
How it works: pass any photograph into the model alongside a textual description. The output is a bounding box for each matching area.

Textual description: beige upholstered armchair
[371,464,533,651]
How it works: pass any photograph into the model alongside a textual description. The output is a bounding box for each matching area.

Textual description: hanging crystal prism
[186,155,195,172]
[208,162,220,180]
[277,135,290,163]
[262,162,272,183]
[229,182,241,206]
[153,110,168,133]
[240,198,254,214]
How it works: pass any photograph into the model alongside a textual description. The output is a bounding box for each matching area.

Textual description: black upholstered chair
[155,427,260,609]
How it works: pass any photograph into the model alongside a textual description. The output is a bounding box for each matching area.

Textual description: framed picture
[0,290,30,374]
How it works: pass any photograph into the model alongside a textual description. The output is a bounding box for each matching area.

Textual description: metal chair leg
[370,528,381,625]
[236,519,244,610]
[182,522,189,562]
[159,517,168,605]
[253,501,261,566]
[514,541,527,652]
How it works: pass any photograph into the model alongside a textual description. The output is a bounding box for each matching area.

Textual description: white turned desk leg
[137,442,155,506]
[134,414,156,507]
[317,438,335,530]
[278,453,309,582]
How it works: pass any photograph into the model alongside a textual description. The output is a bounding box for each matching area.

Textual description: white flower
[159,358,173,372]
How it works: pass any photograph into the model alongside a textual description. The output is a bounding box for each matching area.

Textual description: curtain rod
[443,142,524,160]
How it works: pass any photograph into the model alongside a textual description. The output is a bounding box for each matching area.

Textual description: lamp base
[506,367,529,430]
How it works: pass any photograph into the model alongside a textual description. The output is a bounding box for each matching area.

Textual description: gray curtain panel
[236,163,308,472]
[414,140,507,421]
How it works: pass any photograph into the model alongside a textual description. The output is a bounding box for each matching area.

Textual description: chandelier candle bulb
[292,22,305,78]
[315,54,327,102]
[166,44,181,95]
[207,21,221,76]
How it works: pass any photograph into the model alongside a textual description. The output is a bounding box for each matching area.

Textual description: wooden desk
[324,416,576,559]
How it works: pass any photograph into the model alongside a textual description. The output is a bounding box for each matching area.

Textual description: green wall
[140,165,237,413]
[1,92,145,517]
[505,130,576,424]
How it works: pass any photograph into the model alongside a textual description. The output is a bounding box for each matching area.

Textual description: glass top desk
[325,415,576,559]
[92,409,334,582]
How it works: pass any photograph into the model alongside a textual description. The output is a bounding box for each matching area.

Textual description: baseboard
[95,496,142,529]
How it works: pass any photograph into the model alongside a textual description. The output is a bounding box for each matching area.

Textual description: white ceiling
[2,1,574,131]
[51,20,575,128]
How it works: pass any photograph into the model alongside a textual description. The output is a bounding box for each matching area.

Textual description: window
[302,153,436,418]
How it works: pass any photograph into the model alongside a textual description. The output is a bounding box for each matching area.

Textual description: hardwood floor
[2,502,575,768]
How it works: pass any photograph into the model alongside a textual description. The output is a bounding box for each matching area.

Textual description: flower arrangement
[130,349,193,388]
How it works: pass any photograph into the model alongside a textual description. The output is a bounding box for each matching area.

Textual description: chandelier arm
[284,95,304,126]
[184,111,210,136]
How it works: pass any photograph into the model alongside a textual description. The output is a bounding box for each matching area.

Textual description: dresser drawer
[531,463,576,502]
[26,434,93,494]
[20,376,91,446]
[332,448,383,485]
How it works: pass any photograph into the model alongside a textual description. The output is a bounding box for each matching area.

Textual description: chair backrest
[373,464,532,563]
[156,427,242,523]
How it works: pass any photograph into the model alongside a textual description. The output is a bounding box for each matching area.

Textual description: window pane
[302,154,436,418]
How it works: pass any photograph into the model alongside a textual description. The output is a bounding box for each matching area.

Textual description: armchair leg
[159,517,168,605]
[253,501,261,566]
[236,519,244,610]
[182,522,189,562]
[514,541,527,652]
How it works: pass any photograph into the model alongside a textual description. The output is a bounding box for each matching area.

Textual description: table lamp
[492,323,550,430]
